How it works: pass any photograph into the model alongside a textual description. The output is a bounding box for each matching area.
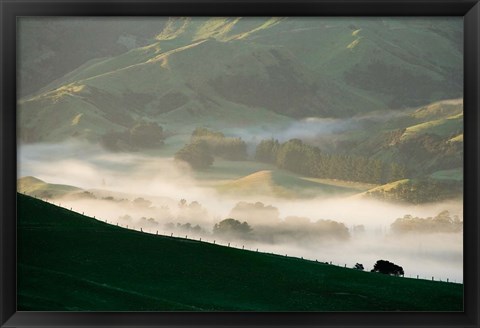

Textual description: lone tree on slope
[353,263,364,271]
[371,260,404,276]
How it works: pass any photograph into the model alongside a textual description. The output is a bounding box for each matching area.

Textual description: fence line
[20,192,462,284]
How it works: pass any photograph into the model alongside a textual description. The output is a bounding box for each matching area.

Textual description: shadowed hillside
[18,193,463,311]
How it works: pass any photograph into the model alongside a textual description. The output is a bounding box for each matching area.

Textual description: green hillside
[17,176,82,198]
[18,17,462,144]
[360,177,462,204]
[400,113,463,141]
[218,170,356,198]
[18,18,171,97]
[18,193,463,311]
[339,99,463,177]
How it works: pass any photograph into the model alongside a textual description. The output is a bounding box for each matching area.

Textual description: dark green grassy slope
[18,193,463,311]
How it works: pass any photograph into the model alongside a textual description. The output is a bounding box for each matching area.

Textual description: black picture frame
[1,0,479,327]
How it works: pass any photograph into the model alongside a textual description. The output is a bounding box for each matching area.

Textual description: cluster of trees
[255,138,407,184]
[176,199,210,226]
[174,140,214,169]
[112,197,210,231]
[67,191,97,200]
[397,133,463,175]
[224,201,350,244]
[371,260,404,276]
[266,216,350,244]
[255,139,281,163]
[175,128,247,169]
[229,201,281,225]
[212,215,349,244]
[366,178,463,204]
[118,214,160,226]
[132,197,152,208]
[213,218,253,239]
[192,128,247,160]
[101,121,164,151]
[164,222,205,234]
[140,216,159,228]
[117,217,207,235]
[391,210,462,234]
[100,195,154,207]
[118,214,133,225]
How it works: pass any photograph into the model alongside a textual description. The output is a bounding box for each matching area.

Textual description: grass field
[361,179,411,195]
[400,113,463,141]
[19,18,462,144]
[300,177,377,192]
[430,169,463,181]
[193,159,276,181]
[198,161,359,198]
[18,193,463,311]
[17,176,82,198]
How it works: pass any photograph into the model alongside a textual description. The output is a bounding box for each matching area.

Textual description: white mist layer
[18,141,464,282]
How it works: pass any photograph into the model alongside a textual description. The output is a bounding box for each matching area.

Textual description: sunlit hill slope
[19,17,462,143]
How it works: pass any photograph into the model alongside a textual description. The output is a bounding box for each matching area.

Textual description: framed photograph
[1,0,479,327]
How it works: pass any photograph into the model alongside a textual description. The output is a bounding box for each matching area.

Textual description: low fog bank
[242,233,463,282]
[19,141,463,282]
[230,110,408,151]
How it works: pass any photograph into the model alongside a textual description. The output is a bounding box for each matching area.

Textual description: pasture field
[18,193,463,311]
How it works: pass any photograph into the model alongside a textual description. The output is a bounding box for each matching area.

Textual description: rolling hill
[17,193,463,311]
[336,99,463,177]
[17,176,82,199]
[352,105,464,203]
[358,177,463,204]
[218,170,356,198]
[18,17,462,144]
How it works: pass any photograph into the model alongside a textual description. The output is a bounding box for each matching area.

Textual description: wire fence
[20,192,462,284]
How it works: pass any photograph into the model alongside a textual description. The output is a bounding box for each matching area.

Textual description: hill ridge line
[26,40,209,102]
[18,192,462,285]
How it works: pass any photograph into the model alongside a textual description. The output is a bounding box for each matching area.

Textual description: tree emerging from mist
[176,199,210,225]
[270,216,350,244]
[213,218,253,239]
[228,201,350,245]
[391,210,462,234]
[174,140,214,169]
[165,222,206,235]
[101,121,164,151]
[255,138,280,163]
[229,201,281,225]
[367,178,463,204]
[191,127,247,161]
[174,127,249,169]
[255,138,407,184]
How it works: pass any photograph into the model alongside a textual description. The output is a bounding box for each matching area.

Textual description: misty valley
[18,117,463,283]
[17,17,463,311]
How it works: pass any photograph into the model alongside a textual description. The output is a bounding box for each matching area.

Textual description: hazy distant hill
[339,99,463,177]
[18,17,462,144]
[18,18,170,97]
